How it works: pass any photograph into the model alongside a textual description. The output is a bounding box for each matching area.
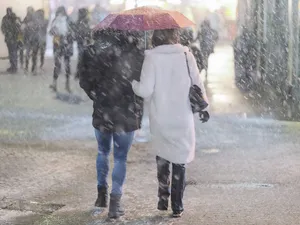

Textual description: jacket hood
[146,44,189,55]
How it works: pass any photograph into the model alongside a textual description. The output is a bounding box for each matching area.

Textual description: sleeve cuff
[131,80,138,86]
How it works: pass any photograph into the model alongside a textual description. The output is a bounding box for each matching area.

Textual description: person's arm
[23,16,28,24]
[15,16,21,34]
[44,19,49,30]
[1,17,5,34]
[132,54,155,99]
[194,30,200,41]
[79,47,96,100]
[68,19,76,40]
[187,51,209,103]
[49,18,56,35]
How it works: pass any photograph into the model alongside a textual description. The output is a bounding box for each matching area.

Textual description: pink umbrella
[93,6,195,31]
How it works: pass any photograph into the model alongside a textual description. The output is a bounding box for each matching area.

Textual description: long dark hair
[152,29,180,47]
[93,29,141,49]
[78,8,89,22]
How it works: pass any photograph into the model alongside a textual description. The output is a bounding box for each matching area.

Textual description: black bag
[184,52,208,113]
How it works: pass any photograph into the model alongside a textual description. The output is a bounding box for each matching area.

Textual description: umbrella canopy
[93,6,195,31]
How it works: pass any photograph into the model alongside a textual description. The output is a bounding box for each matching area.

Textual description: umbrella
[93,6,195,31]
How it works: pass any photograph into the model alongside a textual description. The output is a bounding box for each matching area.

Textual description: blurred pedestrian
[180,27,204,72]
[49,6,75,92]
[91,4,109,27]
[22,6,36,73]
[21,9,47,75]
[196,20,219,78]
[35,9,49,70]
[75,8,90,79]
[1,8,20,73]
[79,30,144,219]
[132,29,209,218]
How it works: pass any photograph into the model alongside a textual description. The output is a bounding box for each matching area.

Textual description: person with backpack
[79,30,144,219]
[1,8,20,73]
[49,6,74,92]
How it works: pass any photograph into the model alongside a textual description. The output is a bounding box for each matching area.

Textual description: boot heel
[157,198,168,211]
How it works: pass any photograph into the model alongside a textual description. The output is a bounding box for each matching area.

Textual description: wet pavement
[205,45,249,115]
[0,60,93,142]
[1,45,300,225]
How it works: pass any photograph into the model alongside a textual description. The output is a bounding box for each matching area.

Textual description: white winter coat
[132,44,208,164]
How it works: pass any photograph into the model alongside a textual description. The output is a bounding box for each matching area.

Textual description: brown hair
[152,29,180,47]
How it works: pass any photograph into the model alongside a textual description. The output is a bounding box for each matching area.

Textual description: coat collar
[146,44,189,55]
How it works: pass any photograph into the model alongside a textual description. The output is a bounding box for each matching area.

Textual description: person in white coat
[132,29,208,218]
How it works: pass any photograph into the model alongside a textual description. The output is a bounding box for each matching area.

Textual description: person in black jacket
[196,20,219,78]
[23,9,48,75]
[79,29,144,219]
[1,8,20,73]
[75,8,90,79]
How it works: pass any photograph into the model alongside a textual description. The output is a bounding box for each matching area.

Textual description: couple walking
[79,28,209,219]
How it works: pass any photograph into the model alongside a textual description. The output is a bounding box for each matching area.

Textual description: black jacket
[75,9,90,47]
[79,37,144,133]
[75,18,90,46]
[22,13,35,44]
[1,13,20,42]
[27,16,49,45]
[180,28,204,72]
[198,23,218,55]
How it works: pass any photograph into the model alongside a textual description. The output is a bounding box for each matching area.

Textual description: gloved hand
[199,111,210,123]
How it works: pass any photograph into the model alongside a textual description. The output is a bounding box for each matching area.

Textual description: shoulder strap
[184,52,193,85]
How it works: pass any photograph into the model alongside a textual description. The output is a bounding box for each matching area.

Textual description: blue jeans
[94,129,134,195]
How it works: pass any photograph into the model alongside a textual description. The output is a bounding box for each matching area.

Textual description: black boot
[7,67,17,74]
[108,194,124,219]
[95,186,108,208]
[157,197,168,211]
[171,163,185,218]
[49,79,57,92]
[65,78,71,93]
[156,156,171,211]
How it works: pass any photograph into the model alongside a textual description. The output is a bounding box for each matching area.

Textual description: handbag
[184,52,208,113]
